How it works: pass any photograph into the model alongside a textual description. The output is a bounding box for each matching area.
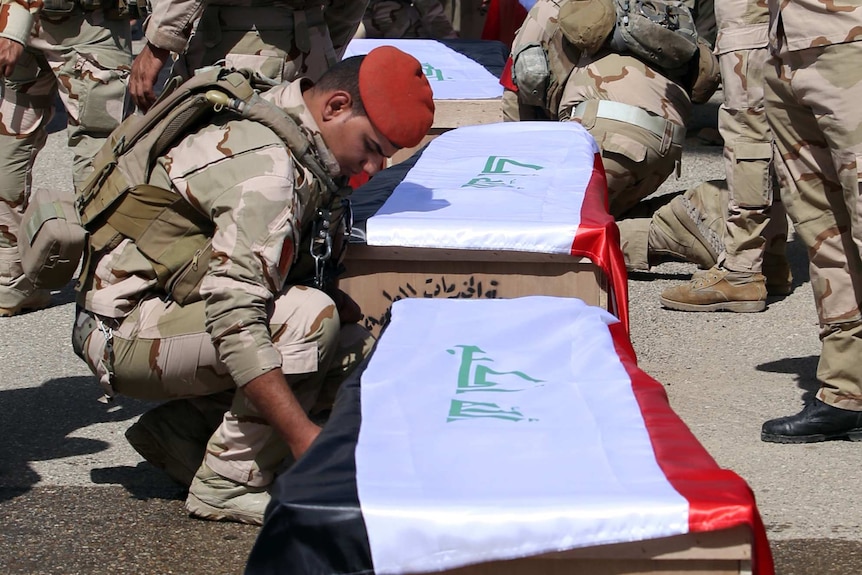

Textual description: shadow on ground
[0,376,153,501]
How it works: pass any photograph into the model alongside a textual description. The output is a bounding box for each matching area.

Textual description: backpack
[20,67,349,302]
[608,0,699,72]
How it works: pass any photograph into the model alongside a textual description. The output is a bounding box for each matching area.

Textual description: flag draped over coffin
[247,297,773,575]
[362,121,629,329]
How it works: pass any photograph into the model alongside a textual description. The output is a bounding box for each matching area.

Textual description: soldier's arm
[132,0,205,110]
[243,369,322,458]
[172,126,321,458]
[0,0,38,75]
[413,0,458,39]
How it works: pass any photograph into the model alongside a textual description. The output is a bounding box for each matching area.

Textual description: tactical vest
[76,67,351,305]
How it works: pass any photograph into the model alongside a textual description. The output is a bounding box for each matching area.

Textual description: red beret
[359,46,435,149]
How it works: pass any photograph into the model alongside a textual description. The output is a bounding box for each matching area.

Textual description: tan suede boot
[648,181,726,268]
[125,394,230,487]
[660,266,767,312]
[185,461,270,525]
[0,289,51,317]
[762,251,793,296]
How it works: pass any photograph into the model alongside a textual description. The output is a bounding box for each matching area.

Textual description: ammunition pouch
[687,37,721,104]
[609,0,699,72]
[18,187,87,290]
[511,43,550,108]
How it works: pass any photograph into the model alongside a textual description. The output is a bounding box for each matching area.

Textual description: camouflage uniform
[715,0,786,277]
[504,0,690,214]
[0,0,132,313]
[145,0,367,82]
[361,0,458,39]
[72,80,374,494]
[764,0,862,411]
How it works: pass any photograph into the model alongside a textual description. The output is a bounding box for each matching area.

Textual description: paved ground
[1,90,861,574]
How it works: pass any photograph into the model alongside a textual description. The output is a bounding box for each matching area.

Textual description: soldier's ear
[321,90,354,121]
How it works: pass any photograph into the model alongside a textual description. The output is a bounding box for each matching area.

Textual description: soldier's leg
[36,9,132,189]
[74,285,373,518]
[761,40,862,442]
[188,287,375,524]
[0,48,57,316]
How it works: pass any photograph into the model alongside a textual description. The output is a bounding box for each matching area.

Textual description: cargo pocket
[731,141,772,207]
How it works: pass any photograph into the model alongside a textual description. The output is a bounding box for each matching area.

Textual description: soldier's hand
[130,42,170,112]
[0,38,24,78]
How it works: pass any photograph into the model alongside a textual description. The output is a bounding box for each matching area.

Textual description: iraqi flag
[246,297,773,575]
[350,121,628,330]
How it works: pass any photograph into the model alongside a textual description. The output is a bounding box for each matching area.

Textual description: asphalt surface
[1,89,861,574]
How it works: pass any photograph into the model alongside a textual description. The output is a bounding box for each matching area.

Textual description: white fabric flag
[366,122,599,254]
[344,39,504,100]
[355,297,690,574]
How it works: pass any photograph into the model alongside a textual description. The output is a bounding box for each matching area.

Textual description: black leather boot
[761,399,862,444]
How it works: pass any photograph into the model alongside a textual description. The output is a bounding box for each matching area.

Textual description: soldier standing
[0,0,132,316]
[760,0,862,443]
[659,0,792,313]
[129,0,368,111]
[72,47,435,522]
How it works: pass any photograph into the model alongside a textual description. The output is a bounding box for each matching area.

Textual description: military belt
[572,100,685,146]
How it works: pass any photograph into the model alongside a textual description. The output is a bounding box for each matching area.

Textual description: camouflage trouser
[362,0,457,39]
[175,1,366,84]
[715,1,786,274]
[73,285,375,485]
[765,36,862,410]
[0,9,131,308]
[568,101,683,218]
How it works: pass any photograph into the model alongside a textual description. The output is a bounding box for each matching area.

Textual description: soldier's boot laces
[762,251,793,296]
[647,191,723,269]
[185,462,270,526]
[660,266,767,313]
[0,289,51,317]
[125,396,228,487]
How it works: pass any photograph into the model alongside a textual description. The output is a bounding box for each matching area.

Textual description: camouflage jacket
[769,0,862,52]
[80,79,342,387]
[144,0,365,56]
[0,0,44,45]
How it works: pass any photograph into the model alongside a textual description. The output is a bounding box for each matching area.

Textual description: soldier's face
[327,112,397,178]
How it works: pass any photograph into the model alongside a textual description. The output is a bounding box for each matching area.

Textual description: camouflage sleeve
[413,0,457,39]
[0,0,38,45]
[144,0,205,53]
[165,120,302,387]
[325,0,368,58]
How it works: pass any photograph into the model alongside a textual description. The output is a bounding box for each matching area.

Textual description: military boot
[762,251,793,296]
[660,266,767,312]
[0,288,51,317]
[185,461,270,525]
[125,394,230,487]
[648,181,726,269]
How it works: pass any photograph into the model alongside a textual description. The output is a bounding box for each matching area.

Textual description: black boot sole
[761,429,862,444]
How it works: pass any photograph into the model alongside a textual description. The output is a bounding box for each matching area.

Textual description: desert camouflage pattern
[559,53,690,217]
[504,0,691,249]
[145,0,366,82]
[73,78,375,482]
[0,5,131,309]
[715,0,786,275]
[361,0,457,39]
[765,1,862,409]
[76,288,374,485]
[77,80,344,385]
